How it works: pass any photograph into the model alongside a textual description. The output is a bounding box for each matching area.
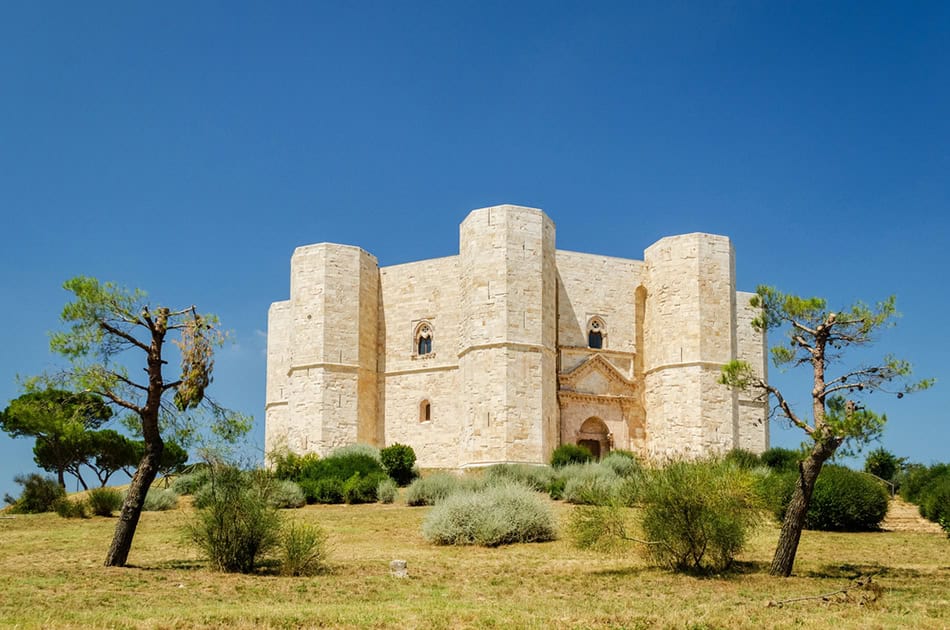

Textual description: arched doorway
[577,417,610,459]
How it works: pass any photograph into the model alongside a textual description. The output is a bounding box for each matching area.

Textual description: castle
[265,205,768,468]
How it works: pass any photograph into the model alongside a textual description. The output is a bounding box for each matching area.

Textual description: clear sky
[2,2,947,500]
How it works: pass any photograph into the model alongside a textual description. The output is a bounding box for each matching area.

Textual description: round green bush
[550,444,593,468]
[377,477,398,504]
[422,484,557,547]
[562,463,623,506]
[87,487,124,516]
[267,479,306,509]
[406,472,478,506]
[765,465,890,531]
[380,443,417,486]
[142,487,179,511]
[803,466,889,531]
[343,472,387,504]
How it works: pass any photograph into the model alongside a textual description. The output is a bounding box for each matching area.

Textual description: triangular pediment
[559,354,637,397]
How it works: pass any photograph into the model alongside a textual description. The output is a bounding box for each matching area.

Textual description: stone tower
[457,206,558,466]
[641,233,740,457]
[264,243,379,456]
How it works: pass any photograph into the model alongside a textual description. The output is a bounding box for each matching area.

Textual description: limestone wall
[642,233,738,457]
[458,206,558,465]
[264,301,291,457]
[273,244,380,456]
[555,250,644,375]
[735,290,769,452]
[377,255,462,467]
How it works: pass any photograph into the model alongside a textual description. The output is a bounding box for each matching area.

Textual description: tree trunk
[770,443,834,577]
[104,440,163,567]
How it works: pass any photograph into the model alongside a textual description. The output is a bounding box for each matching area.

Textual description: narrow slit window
[420,400,431,422]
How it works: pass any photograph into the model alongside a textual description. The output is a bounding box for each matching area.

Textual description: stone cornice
[382,364,459,377]
[457,342,556,360]
[644,360,726,376]
[558,391,639,405]
[559,353,638,390]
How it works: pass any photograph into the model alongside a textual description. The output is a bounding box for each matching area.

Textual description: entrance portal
[577,417,610,460]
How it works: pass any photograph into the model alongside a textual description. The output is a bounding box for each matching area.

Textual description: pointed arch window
[414,321,434,357]
[588,317,606,349]
[420,399,432,422]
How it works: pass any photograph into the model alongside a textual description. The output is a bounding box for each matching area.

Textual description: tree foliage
[29,276,249,567]
[863,447,905,483]
[1,389,112,488]
[720,286,932,576]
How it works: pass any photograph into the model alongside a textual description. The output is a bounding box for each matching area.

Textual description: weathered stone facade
[265,205,768,467]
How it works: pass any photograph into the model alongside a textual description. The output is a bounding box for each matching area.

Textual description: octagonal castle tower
[265,204,768,467]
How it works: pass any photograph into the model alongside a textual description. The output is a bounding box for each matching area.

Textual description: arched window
[587,317,606,349]
[420,399,431,422]
[414,321,434,357]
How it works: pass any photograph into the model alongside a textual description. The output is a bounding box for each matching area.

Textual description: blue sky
[1,2,947,499]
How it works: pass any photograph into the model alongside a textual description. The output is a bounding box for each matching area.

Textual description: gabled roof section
[558,354,638,397]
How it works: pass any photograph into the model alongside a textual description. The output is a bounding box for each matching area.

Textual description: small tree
[1,389,112,488]
[864,447,905,484]
[721,287,931,576]
[380,443,417,486]
[30,277,249,567]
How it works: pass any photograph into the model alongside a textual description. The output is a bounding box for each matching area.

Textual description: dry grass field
[0,497,947,629]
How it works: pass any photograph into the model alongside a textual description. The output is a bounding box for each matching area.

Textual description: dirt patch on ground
[882,497,944,534]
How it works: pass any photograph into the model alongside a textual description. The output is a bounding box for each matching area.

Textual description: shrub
[483,464,555,492]
[754,469,797,522]
[550,444,594,468]
[562,463,624,506]
[268,480,306,509]
[171,468,211,495]
[766,465,889,531]
[188,466,282,573]
[142,487,179,511]
[279,521,330,576]
[4,474,65,514]
[805,466,889,531]
[380,443,417,486]
[918,474,950,524]
[53,497,90,519]
[900,463,950,505]
[301,478,344,505]
[760,447,802,473]
[271,451,321,482]
[328,443,381,462]
[724,448,762,470]
[422,484,557,547]
[87,487,124,516]
[639,459,761,573]
[406,472,476,506]
[343,472,386,504]
[600,452,643,479]
[377,477,398,504]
